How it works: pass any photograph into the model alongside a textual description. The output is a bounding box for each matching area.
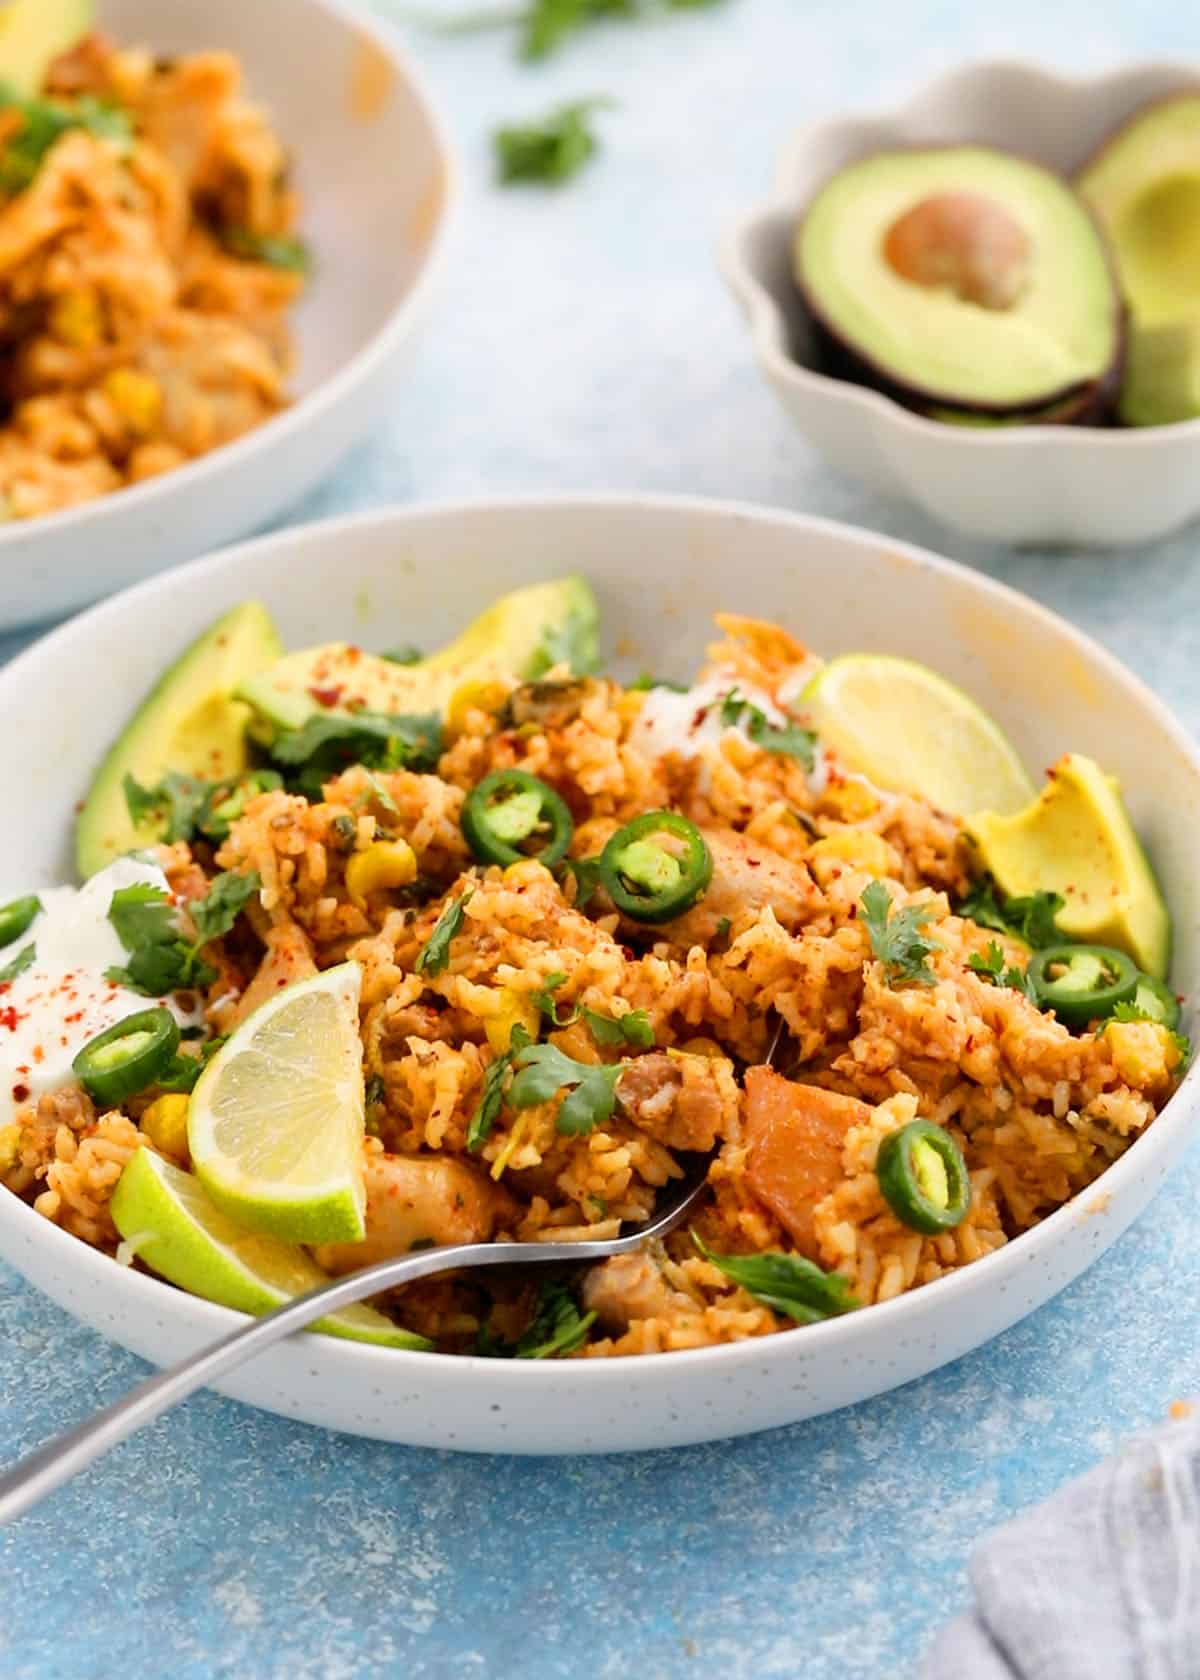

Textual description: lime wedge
[111,1146,428,1348]
[803,654,1036,818]
[188,962,367,1245]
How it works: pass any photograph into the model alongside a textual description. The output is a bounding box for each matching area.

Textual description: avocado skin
[74,602,283,880]
[912,348,1127,429]
[794,145,1126,419]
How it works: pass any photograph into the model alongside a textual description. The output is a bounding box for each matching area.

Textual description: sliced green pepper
[72,1008,180,1106]
[461,769,574,869]
[1131,972,1181,1030]
[597,811,713,923]
[1029,943,1138,1028]
[876,1120,971,1235]
[0,894,40,950]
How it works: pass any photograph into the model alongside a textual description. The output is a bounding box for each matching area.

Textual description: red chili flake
[308,684,344,708]
[747,859,761,869]
[0,1006,19,1031]
[690,707,708,731]
[11,1083,28,1103]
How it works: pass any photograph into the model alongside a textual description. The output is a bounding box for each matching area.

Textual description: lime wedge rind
[111,1146,429,1349]
[188,962,367,1246]
[803,654,1036,819]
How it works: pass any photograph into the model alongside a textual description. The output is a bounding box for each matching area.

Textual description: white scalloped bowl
[1,495,1198,1454]
[0,0,456,630]
[721,61,1200,547]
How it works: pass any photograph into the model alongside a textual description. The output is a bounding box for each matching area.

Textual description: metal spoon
[0,1163,712,1524]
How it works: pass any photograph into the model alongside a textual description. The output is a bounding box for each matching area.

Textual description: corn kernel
[345,838,418,908]
[49,289,102,349]
[1104,1020,1170,1087]
[819,780,879,822]
[502,858,554,890]
[808,829,894,878]
[679,1036,724,1059]
[484,986,540,1055]
[103,368,162,437]
[142,1094,190,1162]
[0,1122,20,1176]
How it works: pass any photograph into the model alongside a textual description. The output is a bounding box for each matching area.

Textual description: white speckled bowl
[0,0,456,629]
[721,61,1200,546]
[1,495,1197,1453]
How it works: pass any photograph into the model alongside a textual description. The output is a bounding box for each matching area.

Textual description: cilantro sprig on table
[105,872,260,996]
[423,0,728,62]
[859,880,941,989]
[495,98,613,186]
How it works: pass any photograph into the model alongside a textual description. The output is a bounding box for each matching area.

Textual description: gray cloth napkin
[923,1413,1200,1679]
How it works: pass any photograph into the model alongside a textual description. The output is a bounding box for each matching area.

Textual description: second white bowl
[721,61,1200,548]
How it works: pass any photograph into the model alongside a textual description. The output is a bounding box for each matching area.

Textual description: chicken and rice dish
[0,580,1185,1359]
[0,25,306,521]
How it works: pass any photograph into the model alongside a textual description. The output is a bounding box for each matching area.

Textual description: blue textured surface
[3,1,1200,1674]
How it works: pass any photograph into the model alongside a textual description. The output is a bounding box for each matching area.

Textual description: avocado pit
[883,191,1031,311]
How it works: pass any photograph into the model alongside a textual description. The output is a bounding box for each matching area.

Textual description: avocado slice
[966,753,1170,980]
[75,602,283,879]
[795,147,1123,414]
[1078,96,1200,426]
[237,576,599,735]
[0,0,94,96]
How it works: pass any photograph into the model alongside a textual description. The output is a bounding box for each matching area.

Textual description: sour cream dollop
[628,672,791,765]
[0,856,202,1128]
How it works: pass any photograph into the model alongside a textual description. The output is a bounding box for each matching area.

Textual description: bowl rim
[2,489,1197,1389]
[719,55,1200,451]
[0,0,459,549]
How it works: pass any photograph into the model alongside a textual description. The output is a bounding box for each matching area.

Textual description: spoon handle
[0,1238,574,1526]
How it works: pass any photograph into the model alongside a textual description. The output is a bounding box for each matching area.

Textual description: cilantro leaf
[0,87,132,194]
[957,878,1064,950]
[693,1235,858,1324]
[629,673,688,693]
[188,871,262,948]
[0,942,34,984]
[123,768,282,845]
[466,1025,531,1152]
[967,939,1037,1002]
[269,710,443,798]
[381,645,422,666]
[515,1277,596,1357]
[531,970,578,1025]
[155,1035,229,1094]
[719,689,816,770]
[415,891,472,977]
[561,856,603,910]
[582,1006,653,1048]
[509,1040,621,1135]
[105,874,260,996]
[221,228,312,273]
[860,880,941,988]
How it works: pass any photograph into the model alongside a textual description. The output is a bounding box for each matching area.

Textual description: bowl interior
[101,0,448,394]
[6,497,1199,1015]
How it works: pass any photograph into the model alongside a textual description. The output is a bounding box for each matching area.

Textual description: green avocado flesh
[75,602,283,879]
[0,0,93,96]
[796,147,1122,412]
[238,577,599,735]
[1079,96,1200,425]
[966,752,1170,980]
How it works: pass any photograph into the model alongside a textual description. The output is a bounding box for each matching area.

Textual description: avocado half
[795,146,1125,416]
[0,0,94,96]
[237,577,599,736]
[75,602,283,879]
[1078,94,1200,426]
